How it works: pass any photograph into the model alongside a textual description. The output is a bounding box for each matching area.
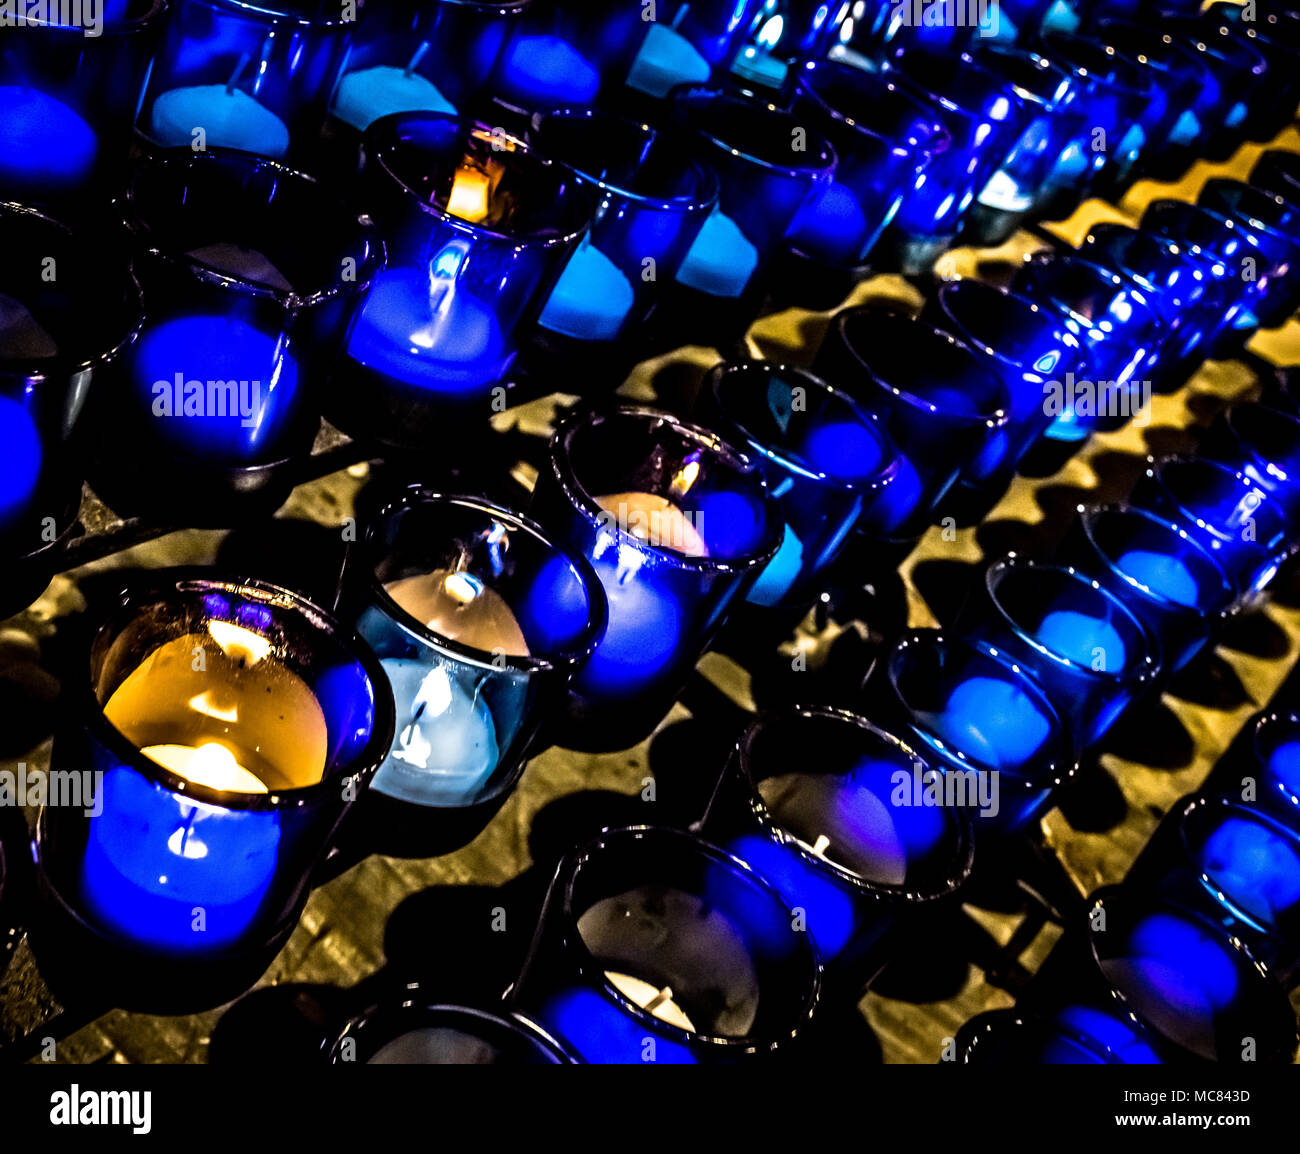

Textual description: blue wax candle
[499,34,602,107]
[0,85,98,190]
[1036,609,1128,671]
[802,420,887,480]
[788,181,873,265]
[625,22,712,99]
[863,453,923,535]
[675,210,759,299]
[346,266,510,396]
[929,676,1051,769]
[1198,816,1300,928]
[0,396,43,535]
[131,313,300,463]
[747,521,804,606]
[79,765,280,953]
[730,45,787,88]
[1267,739,1300,798]
[372,658,499,807]
[539,988,698,1064]
[538,241,636,342]
[331,65,455,132]
[1051,1006,1163,1064]
[1116,549,1200,608]
[150,86,291,158]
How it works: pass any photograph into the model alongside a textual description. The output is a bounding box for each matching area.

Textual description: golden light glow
[443,571,483,606]
[186,691,240,724]
[141,741,269,794]
[207,620,272,667]
[669,460,701,500]
[606,972,697,1032]
[447,165,493,223]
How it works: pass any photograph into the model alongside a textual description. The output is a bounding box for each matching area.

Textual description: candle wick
[178,808,199,855]
[226,53,251,95]
[644,986,675,1014]
[405,41,431,79]
[402,701,427,744]
[812,834,832,858]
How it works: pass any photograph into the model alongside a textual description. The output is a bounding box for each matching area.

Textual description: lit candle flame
[207,620,272,666]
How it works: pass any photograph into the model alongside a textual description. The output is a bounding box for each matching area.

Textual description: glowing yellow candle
[385,569,531,657]
[594,492,709,558]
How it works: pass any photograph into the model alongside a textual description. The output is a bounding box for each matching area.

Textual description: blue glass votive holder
[955,556,1160,749]
[956,1007,1163,1064]
[1206,3,1300,143]
[1082,222,1225,393]
[1129,455,1294,605]
[327,0,529,136]
[1086,887,1297,1063]
[508,825,822,1064]
[697,361,901,611]
[659,86,836,346]
[701,706,973,982]
[138,0,353,162]
[83,148,382,524]
[522,109,718,379]
[1067,504,1239,678]
[530,405,781,752]
[326,997,577,1064]
[345,490,606,836]
[328,112,590,452]
[1251,711,1300,831]
[0,203,142,616]
[0,0,168,217]
[881,630,1079,836]
[779,61,946,307]
[720,0,851,102]
[623,0,771,102]
[1209,402,1300,527]
[491,0,650,114]
[1251,148,1300,210]
[32,572,395,1012]
[814,306,1010,550]
[880,49,1031,272]
[1197,179,1300,332]
[929,278,1084,520]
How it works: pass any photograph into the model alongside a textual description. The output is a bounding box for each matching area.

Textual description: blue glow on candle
[693,488,767,559]
[1267,739,1300,798]
[517,552,595,657]
[928,676,1050,769]
[730,44,787,88]
[79,765,280,954]
[0,86,98,190]
[863,453,923,535]
[626,23,712,99]
[0,396,43,535]
[802,421,885,480]
[499,34,602,108]
[539,241,636,343]
[1197,815,1300,929]
[788,180,872,265]
[676,210,759,298]
[150,86,291,158]
[852,759,947,861]
[330,66,456,132]
[372,658,499,808]
[131,314,300,463]
[540,988,698,1064]
[1169,109,1201,147]
[748,521,804,606]
[1116,549,1200,608]
[1051,1006,1162,1064]
[1040,0,1080,32]
[727,832,856,958]
[1036,610,1128,671]
[346,265,510,397]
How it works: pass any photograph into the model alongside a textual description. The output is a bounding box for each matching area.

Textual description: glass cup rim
[1200,178,1300,249]
[1018,250,1165,335]
[1142,198,1243,267]
[184,0,358,27]
[887,47,1031,119]
[957,1007,1132,1065]
[1225,400,1300,484]
[124,149,386,310]
[365,112,592,250]
[795,59,950,158]
[983,553,1161,686]
[1142,452,1289,546]
[832,307,1011,430]
[733,704,975,902]
[18,0,169,33]
[361,488,609,674]
[1254,710,1300,808]
[548,404,784,575]
[1038,30,1155,98]
[705,361,901,496]
[936,277,1083,375]
[557,823,823,1052]
[528,108,720,216]
[80,570,397,813]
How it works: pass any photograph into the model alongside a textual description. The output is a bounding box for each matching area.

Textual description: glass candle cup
[929,278,1085,519]
[0,0,168,217]
[781,61,946,304]
[328,112,591,452]
[1066,504,1239,678]
[0,204,142,616]
[1208,402,1300,527]
[881,630,1080,836]
[1206,3,1300,142]
[659,86,836,346]
[720,0,851,101]
[508,825,822,1064]
[956,1006,1163,1064]
[1129,455,1294,604]
[621,0,751,101]
[33,572,395,1011]
[326,995,577,1064]
[814,306,1010,549]
[1012,251,1164,441]
[83,148,382,524]
[346,490,607,813]
[1085,887,1298,1064]
[138,0,353,162]
[1251,148,1300,210]
[530,405,781,752]
[955,556,1161,749]
[696,361,901,611]
[1252,711,1300,831]
[700,706,973,977]
[523,109,718,376]
[326,0,531,135]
